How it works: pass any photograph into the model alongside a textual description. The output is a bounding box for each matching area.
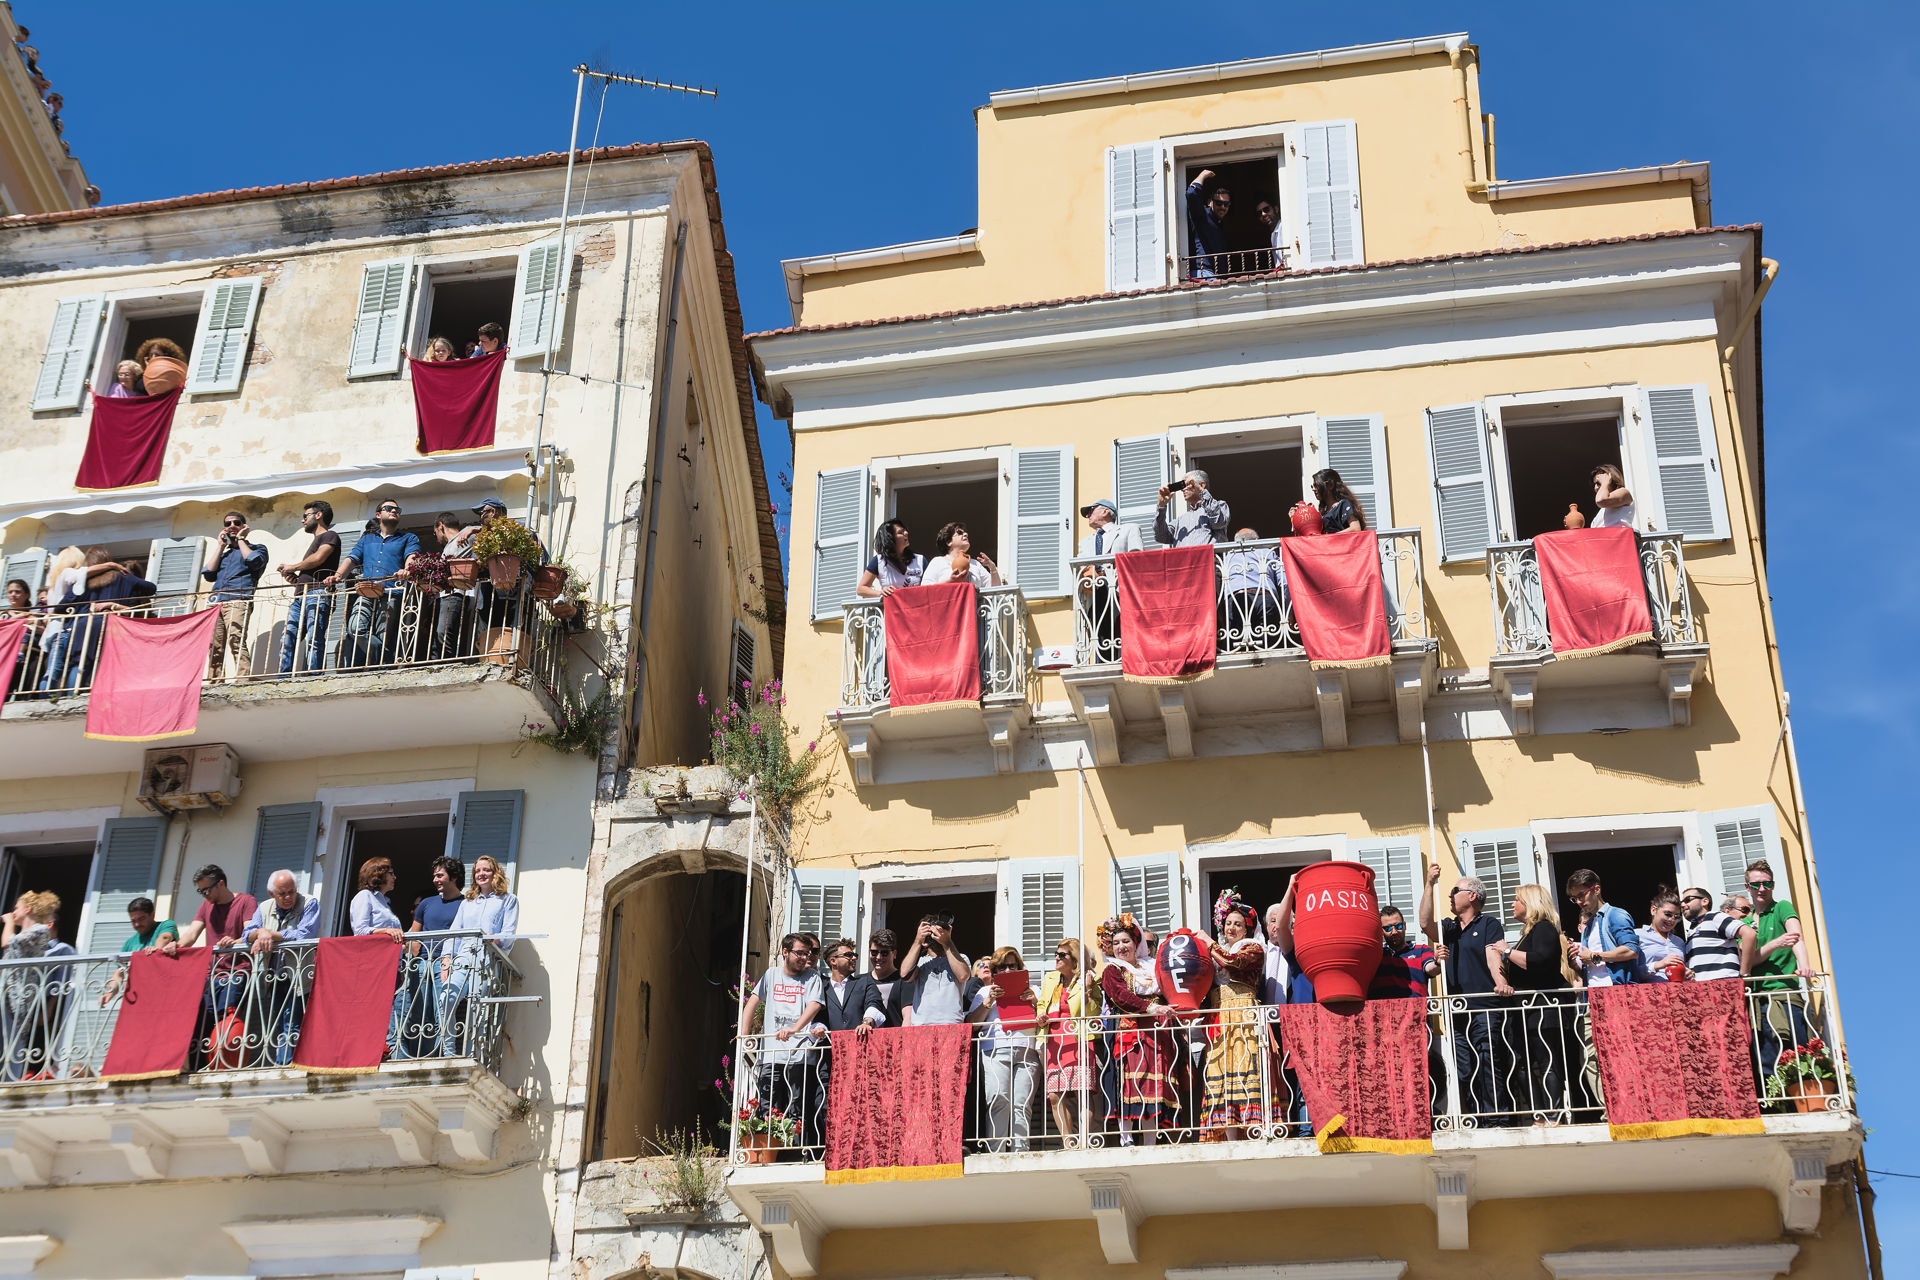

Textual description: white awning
[0,446,535,530]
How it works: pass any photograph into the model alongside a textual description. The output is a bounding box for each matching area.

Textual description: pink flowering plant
[714,1062,798,1144]
[704,678,823,817]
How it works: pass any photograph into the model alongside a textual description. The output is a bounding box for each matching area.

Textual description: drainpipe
[1449,40,1483,190]
[1482,113,1496,183]
[627,220,689,761]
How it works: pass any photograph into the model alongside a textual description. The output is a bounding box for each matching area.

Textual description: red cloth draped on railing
[1274,1000,1431,1153]
[0,618,27,694]
[824,1024,970,1184]
[83,609,221,742]
[75,387,183,491]
[1587,980,1764,1140]
[1116,545,1216,682]
[882,582,980,712]
[294,935,404,1074]
[412,350,506,455]
[1532,527,1654,659]
[1278,529,1390,669]
[101,947,217,1082]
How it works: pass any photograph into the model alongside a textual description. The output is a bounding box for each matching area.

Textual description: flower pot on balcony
[355,580,386,600]
[532,565,568,600]
[487,554,523,590]
[481,626,530,668]
[447,557,479,587]
[1784,1077,1839,1114]
[740,1131,780,1165]
[1289,860,1382,1006]
[548,599,578,620]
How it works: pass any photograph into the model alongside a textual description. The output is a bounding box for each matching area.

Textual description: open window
[872,447,1008,582]
[332,812,450,934]
[89,290,203,397]
[1538,819,1688,944]
[408,255,517,363]
[1490,395,1631,542]
[1173,417,1307,540]
[1177,152,1285,281]
[0,840,94,947]
[857,863,1000,967]
[1187,835,1347,935]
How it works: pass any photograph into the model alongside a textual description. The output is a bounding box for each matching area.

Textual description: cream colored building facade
[744,34,1872,1280]
[0,142,782,1280]
[0,3,93,215]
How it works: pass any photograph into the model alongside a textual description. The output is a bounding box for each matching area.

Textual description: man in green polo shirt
[99,897,179,1008]
[1745,859,1815,1090]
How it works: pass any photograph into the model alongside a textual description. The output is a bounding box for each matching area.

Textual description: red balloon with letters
[1290,861,1383,1006]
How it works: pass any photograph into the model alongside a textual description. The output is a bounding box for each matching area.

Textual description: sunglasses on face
[1054,951,1073,959]
[379,505,400,513]
[1384,924,1407,932]
[223,519,245,527]
[869,947,895,955]
[1748,880,1774,891]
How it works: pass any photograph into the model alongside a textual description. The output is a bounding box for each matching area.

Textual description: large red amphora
[1291,861,1382,1006]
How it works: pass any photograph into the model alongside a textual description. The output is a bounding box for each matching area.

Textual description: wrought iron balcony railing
[1488,531,1697,657]
[839,586,1030,710]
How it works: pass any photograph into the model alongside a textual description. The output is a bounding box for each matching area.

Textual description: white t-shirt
[921,556,994,590]
[863,553,924,592]
[1580,914,1617,987]
[754,966,823,1063]
[1594,500,1636,529]
[969,986,1035,1055]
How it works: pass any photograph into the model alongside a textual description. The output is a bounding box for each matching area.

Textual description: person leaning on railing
[244,871,323,1067]
[966,946,1043,1153]
[326,500,419,669]
[40,547,134,695]
[440,856,518,1056]
[1679,887,1756,981]
[1486,884,1582,1126]
[3,578,42,699]
[202,511,267,681]
[400,855,466,1058]
[1075,500,1140,664]
[1312,469,1368,534]
[350,857,412,1058]
[1744,858,1817,1084]
[275,500,341,676]
[1636,888,1692,982]
[739,933,825,1148]
[166,863,259,1069]
[99,897,179,1007]
[1,892,77,1082]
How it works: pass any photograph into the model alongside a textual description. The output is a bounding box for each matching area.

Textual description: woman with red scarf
[1097,914,1177,1146]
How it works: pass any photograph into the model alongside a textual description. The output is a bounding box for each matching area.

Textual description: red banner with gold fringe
[1533,526,1654,659]
[825,1024,970,1183]
[1588,979,1764,1140]
[1274,999,1431,1153]
[83,609,220,742]
[1278,529,1391,669]
[881,582,980,712]
[1117,545,1216,682]
[101,947,216,1082]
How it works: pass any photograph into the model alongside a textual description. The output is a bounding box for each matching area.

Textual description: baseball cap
[1079,498,1117,518]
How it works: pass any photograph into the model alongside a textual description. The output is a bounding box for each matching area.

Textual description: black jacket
[817,972,887,1033]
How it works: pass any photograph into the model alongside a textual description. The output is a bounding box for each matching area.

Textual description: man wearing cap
[471,498,548,630]
[1076,500,1141,665]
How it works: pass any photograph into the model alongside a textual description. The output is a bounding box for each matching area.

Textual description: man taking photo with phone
[897,911,971,1026]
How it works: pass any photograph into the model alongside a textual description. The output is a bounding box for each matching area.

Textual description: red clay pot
[1289,501,1324,536]
[1291,861,1383,1006]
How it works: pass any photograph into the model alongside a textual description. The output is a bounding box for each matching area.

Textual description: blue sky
[27,0,1917,1261]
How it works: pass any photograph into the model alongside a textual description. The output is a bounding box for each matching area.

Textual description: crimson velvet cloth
[824,1024,970,1183]
[1274,999,1432,1153]
[1588,980,1764,1140]
[1116,545,1216,681]
[881,582,980,710]
[101,947,217,1082]
[412,350,506,455]
[1277,529,1391,668]
[0,618,26,694]
[294,935,403,1073]
[83,609,221,742]
[75,387,183,490]
[1532,526,1654,659]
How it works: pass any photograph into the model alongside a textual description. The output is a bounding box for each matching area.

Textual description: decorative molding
[1156,688,1195,759]
[756,1198,822,1278]
[1428,1155,1475,1252]
[227,1113,287,1175]
[0,1127,52,1188]
[1314,671,1349,751]
[380,1104,437,1166]
[1541,1244,1797,1280]
[1167,1263,1407,1280]
[0,1235,59,1279]
[222,1214,442,1278]
[1084,1176,1141,1265]
[438,1102,497,1163]
[1775,1141,1833,1234]
[108,1118,170,1180]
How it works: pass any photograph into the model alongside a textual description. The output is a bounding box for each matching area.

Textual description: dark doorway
[1548,844,1681,940]
[890,476,999,569]
[1182,157,1283,278]
[1202,863,1306,942]
[425,275,516,357]
[878,888,997,966]
[0,843,94,947]
[119,311,200,369]
[1190,445,1303,541]
[337,815,449,933]
[1505,417,1624,541]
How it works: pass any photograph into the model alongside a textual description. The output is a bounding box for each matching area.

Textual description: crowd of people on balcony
[737,852,1820,1154]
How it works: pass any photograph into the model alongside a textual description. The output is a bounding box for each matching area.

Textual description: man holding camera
[897,911,972,1026]
[202,510,267,681]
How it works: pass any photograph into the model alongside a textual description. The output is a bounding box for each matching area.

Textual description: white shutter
[3,547,51,596]
[147,536,205,616]
[1643,385,1730,541]
[1113,434,1171,540]
[1702,805,1779,907]
[83,816,168,953]
[788,870,858,942]
[1011,445,1073,598]
[1318,414,1390,528]
[1296,120,1363,267]
[1007,857,1079,970]
[1426,403,1496,564]
[31,294,105,410]
[510,237,569,359]
[810,465,869,622]
[185,279,262,394]
[1106,143,1164,292]
[1460,827,1534,943]
[1355,839,1419,921]
[347,258,414,378]
[1112,852,1181,938]
[730,620,758,695]
[246,802,323,900]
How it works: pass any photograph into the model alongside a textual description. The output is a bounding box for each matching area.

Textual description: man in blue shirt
[202,511,267,680]
[401,855,465,1058]
[244,870,323,1066]
[1185,168,1231,278]
[327,499,420,668]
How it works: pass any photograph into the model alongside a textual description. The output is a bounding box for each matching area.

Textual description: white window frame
[1484,385,1649,543]
[404,251,521,371]
[870,445,1012,564]
[1183,833,1348,927]
[0,807,121,951]
[1171,414,1313,523]
[1528,811,1701,900]
[86,285,211,396]
[1160,122,1299,277]
[311,779,474,920]
[857,859,1004,959]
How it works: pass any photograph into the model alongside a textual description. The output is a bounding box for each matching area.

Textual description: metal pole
[731,792,759,1161]
[528,65,589,532]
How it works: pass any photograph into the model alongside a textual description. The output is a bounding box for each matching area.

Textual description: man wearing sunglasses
[201,510,266,681]
[864,929,905,1027]
[1746,859,1815,1080]
[327,500,420,668]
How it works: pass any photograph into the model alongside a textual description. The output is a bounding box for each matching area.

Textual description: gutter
[987,33,1467,108]
[1479,162,1713,226]
[780,232,979,318]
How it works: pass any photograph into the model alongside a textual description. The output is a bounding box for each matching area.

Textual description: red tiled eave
[748,223,1763,341]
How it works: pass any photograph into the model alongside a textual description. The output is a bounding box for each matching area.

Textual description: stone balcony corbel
[756,1197,823,1278]
[1084,1174,1141,1264]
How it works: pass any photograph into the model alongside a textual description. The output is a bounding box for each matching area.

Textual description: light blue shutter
[1702,805,1779,907]
[511,237,568,358]
[1321,414,1390,528]
[246,802,323,900]
[186,279,262,394]
[3,547,50,596]
[1009,858,1079,970]
[1426,404,1496,564]
[1644,385,1730,541]
[1296,121,1363,267]
[1460,828,1534,943]
[810,466,869,621]
[348,258,414,378]
[788,869,859,941]
[1011,446,1073,598]
[1355,839,1419,921]
[1112,852,1181,938]
[1106,143,1163,291]
[147,536,205,616]
[32,295,105,411]
[83,816,168,953]
[453,790,525,886]
[1113,434,1170,541]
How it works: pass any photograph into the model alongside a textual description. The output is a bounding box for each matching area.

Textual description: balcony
[832,586,1031,784]
[1064,530,1436,765]
[1486,531,1706,735]
[722,977,1860,1269]
[0,931,524,1186]
[1,579,568,779]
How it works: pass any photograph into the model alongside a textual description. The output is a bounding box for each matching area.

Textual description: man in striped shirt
[1680,887,1756,981]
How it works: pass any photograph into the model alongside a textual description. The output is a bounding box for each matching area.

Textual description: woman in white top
[921,521,1001,590]
[856,520,925,597]
[965,946,1041,1153]
[1590,464,1635,529]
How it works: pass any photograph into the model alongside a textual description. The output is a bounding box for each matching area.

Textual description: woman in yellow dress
[1201,888,1266,1139]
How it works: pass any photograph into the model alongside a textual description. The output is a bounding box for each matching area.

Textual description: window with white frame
[1187,835,1347,932]
[347,237,571,380]
[30,279,264,411]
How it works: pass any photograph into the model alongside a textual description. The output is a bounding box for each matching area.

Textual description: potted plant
[447,556,479,587]
[714,1062,797,1163]
[409,551,450,597]
[548,563,589,620]
[472,517,543,591]
[532,563,569,600]
[1765,1035,1849,1113]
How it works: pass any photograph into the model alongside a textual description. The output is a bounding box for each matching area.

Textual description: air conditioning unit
[137,743,242,814]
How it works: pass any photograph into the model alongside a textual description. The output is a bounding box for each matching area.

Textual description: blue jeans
[277,590,332,674]
[38,622,78,694]
[1754,987,1812,1094]
[342,592,400,668]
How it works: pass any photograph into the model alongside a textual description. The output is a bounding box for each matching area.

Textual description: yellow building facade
[744,34,1871,1280]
